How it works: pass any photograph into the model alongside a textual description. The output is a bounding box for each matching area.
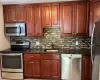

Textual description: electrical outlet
[76,41,78,45]
[36,41,40,45]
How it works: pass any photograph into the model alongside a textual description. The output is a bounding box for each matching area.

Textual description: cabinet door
[42,4,51,27]
[82,56,92,80]
[75,2,89,36]
[3,5,16,22]
[51,3,60,27]
[51,60,60,79]
[16,5,25,22]
[34,4,43,36]
[89,1,100,36]
[25,5,35,36]
[33,60,41,78]
[24,61,33,78]
[41,60,52,78]
[60,3,74,36]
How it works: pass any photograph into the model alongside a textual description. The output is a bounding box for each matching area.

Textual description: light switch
[76,41,78,45]
[36,41,40,45]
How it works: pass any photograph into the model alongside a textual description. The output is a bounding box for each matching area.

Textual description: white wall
[0,0,81,4]
[0,4,10,50]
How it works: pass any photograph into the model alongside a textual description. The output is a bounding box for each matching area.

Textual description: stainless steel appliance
[91,21,100,80]
[1,53,23,79]
[61,54,82,80]
[5,23,26,36]
[11,40,30,51]
[1,40,30,79]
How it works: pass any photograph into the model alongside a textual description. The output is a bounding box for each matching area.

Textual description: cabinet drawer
[24,54,40,61]
[41,54,60,60]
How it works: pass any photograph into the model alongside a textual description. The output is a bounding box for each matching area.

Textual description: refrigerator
[91,21,100,80]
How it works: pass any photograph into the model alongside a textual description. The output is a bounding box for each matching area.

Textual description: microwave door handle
[19,25,21,34]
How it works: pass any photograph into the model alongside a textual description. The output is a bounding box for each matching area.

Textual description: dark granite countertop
[0,48,90,56]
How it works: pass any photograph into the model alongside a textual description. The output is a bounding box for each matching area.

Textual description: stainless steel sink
[44,49,59,52]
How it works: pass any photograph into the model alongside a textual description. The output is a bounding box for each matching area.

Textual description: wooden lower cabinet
[24,60,41,78]
[41,60,52,78]
[24,54,60,79]
[24,61,33,78]
[41,60,60,79]
[82,56,92,80]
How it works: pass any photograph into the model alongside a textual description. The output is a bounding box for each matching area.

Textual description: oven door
[1,53,23,72]
[5,27,21,36]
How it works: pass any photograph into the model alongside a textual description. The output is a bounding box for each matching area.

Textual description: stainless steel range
[1,53,23,79]
[1,40,30,79]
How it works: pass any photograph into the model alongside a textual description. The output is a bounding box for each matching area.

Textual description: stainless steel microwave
[5,23,26,36]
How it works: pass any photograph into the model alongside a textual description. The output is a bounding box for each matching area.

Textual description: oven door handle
[1,54,22,56]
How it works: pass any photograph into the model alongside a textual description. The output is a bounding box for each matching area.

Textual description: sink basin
[44,49,59,52]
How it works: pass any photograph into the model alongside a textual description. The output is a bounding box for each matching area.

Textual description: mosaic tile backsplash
[11,28,90,49]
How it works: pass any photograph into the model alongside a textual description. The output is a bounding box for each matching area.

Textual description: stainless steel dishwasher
[61,54,82,80]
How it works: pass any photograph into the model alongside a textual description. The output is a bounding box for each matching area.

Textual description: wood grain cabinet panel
[60,3,74,36]
[24,54,41,78]
[24,54,60,79]
[89,1,100,36]
[41,54,60,79]
[82,56,92,80]
[51,60,60,79]
[24,5,35,36]
[3,5,25,22]
[41,60,52,78]
[34,4,43,36]
[42,3,59,27]
[42,4,52,27]
[75,2,89,36]
[51,3,60,27]
[3,5,16,22]
[24,61,33,78]
[16,5,25,22]
[33,60,41,78]
[25,4,43,37]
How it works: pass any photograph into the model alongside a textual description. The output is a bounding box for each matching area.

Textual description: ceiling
[0,0,81,4]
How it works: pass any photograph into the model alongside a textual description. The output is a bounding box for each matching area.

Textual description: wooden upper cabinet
[75,2,89,36]
[3,5,25,22]
[16,5,25,22]
[42,3,59,27]
[89,1,100,36]
[92,1,100,23]
[60,3,74,36]
[42,4,51,27]
[25,5,35,36]
[25,5,34,22]
[3,5,16,22]
[34,4,43,36]
[51,3,60,27]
